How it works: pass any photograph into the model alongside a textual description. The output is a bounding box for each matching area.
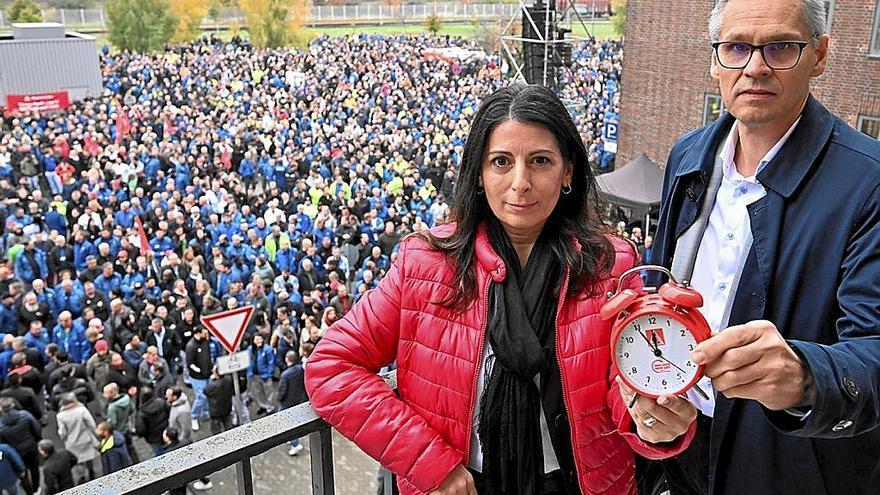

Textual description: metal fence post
[382,468,395,495]
[235,457,255,495]
[310,427,335,495]
[99,8,105,27]
[0,11,5,28]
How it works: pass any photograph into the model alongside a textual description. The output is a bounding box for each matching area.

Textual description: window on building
[703,94,725,126]
[873,0,880,55]
[858,115,880,140]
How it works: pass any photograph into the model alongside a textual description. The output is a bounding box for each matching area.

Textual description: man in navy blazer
[647,1,880,494]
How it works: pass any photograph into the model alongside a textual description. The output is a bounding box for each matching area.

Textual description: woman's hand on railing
[429,464,477,495]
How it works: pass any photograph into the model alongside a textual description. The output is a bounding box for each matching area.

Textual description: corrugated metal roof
[0,35,101,105]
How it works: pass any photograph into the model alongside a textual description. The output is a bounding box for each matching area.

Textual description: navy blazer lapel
[673,111,735,179]
[670,113,736,240]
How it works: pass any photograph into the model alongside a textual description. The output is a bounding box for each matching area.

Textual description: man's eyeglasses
[711,40,813,71]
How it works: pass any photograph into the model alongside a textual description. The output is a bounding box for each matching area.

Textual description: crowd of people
[0,31,624,493]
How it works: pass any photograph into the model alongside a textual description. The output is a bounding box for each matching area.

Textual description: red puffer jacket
[305,224,696,494]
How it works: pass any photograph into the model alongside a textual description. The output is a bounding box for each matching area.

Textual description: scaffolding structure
[498,0,596,88]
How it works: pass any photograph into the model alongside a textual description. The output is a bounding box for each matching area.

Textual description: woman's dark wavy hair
[421,84,615,311]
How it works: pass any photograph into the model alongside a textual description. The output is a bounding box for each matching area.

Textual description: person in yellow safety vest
[302,201,318,221]
[387,176,404,197]
[263,226,291,263]
[308,183,324,206]
[418,179,437,201]
[329,177,351,201]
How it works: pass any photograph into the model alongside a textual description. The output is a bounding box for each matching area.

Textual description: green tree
[106,0,178,53]
[7,0,43,23]
[425,11,442,36]
[610,0,627,37]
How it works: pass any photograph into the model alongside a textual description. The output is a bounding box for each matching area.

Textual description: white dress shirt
[688,117,801,417]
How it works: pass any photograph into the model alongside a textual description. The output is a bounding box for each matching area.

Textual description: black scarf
[478,220,561,494]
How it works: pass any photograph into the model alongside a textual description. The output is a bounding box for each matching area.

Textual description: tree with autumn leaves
[171,0,210,43]
[239,0,311,48]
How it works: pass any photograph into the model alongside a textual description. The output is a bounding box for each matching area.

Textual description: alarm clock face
[615,313,701,396]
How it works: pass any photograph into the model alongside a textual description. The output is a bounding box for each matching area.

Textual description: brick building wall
[618,0,880,167]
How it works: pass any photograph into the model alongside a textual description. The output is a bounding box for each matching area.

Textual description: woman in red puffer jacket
[305,84,697,495]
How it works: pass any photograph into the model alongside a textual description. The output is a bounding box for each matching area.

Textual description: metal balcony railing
[63,371,397,495]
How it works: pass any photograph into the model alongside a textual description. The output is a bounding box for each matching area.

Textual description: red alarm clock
[600,265,712,399]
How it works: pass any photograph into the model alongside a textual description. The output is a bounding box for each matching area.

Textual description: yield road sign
[202,306,254,353]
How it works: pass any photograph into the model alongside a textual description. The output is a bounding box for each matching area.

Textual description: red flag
[113,97,131,145]
[135,215,151,254]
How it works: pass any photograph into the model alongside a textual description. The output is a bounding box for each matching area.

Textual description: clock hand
[654,354,711,400]
[635,328,659,353]
[651,332,660,353]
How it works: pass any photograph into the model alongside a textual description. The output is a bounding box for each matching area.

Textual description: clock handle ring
[609,264,685,298]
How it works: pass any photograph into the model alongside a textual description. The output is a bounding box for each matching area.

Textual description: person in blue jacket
[114,202,135,230]
[93,264,122,296]
[96,422,132,475]
[238,152,256,187]
[24,322,50,357]
[0,442,25,495]
[149,231,173,262]
[120,266,145,302]
[71,232,96,272]
[0,293,18,336]
[14,241,49,286]
[647,1,880,493]
[53,279,84,319]
[44,204,67,237]
[273,246,297,275]
[173,160,190,193]
[52,312,88,364]
[247,334,275,416]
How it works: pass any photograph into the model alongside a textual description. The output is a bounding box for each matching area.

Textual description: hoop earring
[561,184,572,195]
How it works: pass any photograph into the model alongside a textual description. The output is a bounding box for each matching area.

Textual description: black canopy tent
[595,153,664,230]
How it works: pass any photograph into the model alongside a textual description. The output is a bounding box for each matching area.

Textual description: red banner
[135,215,152,254]
[5,91,70,113]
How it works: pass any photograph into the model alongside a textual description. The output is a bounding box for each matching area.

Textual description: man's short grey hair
[709,0,827,41]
